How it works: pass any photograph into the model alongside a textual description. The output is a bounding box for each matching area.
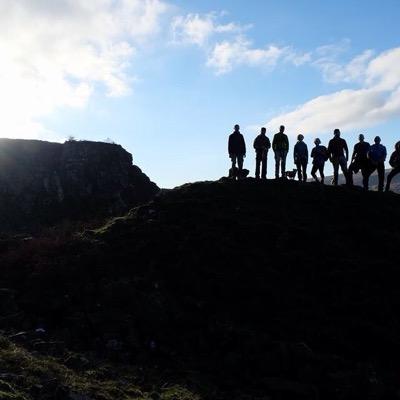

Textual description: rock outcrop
[0,139,158,232]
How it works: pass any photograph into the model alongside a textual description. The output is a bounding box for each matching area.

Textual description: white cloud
[206,36,307,75]
[264,47,400,136]
[366,48,400,90]
[315,49,374,84]
[170,11,310,75]
[0,0,167,139]
[171,13,244,46]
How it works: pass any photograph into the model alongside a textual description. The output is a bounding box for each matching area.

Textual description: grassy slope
[1,178,400,399]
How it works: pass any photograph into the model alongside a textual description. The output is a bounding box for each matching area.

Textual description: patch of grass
[0,380,27,400]
[0,336,200,400]
[161,386,201,400]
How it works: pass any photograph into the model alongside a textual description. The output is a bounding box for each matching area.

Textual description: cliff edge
[0,139,159,232]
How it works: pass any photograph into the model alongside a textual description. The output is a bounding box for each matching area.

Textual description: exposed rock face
[0,139,158,231]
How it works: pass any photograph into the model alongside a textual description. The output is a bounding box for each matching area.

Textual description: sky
[1,0,400,187]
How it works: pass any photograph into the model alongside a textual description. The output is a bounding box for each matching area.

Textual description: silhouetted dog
[285,169,298,180]
[229,167,249,180]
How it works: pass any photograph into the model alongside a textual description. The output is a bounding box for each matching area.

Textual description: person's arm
[241,135,246,156]
[253,138,257,150]
[266,137,271,150]
[344,140,349,161]
[351,145,356,162]
[305,145,309,162]
[285,135,289,152]
[272,135,276,151]
[293,143,298,162]
[228,135,233,157]
[384,146,387,161]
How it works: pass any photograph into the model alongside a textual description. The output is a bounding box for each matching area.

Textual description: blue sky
[2,0,400,187]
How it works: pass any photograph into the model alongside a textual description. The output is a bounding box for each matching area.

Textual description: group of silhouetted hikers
[228,124,400,192]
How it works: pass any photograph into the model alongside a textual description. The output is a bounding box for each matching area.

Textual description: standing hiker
[228,124,246,179]
[366,136,387,192]
[293,134,308,182]
[348,134,371,189]
[327,129,349,185]
[310,138,328,183]
[253,127,271,179]
[385,141,400,192]
[272,125,289,179]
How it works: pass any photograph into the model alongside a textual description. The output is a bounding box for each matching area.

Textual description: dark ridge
[1,178,400,399]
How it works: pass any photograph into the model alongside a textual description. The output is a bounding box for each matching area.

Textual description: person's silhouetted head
[234,124,240,133]
[297,134,304,141]
[359,134,365,142]
[279,125,285,133]
[395,141,400,152]
[314,138,321,145]
[261,127,266,135]
[374,136,381,144]
[334,129,341,137]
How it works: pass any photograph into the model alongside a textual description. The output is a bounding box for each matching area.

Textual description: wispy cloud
[171,11,309,75]
[0,0,168,139]
[170,12,248,46]
[264,48,400,136]
[312,39,374,84]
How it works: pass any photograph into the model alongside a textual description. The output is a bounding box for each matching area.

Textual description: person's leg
[261,154,267,179]
[237,155,244,172]
[296,162,302,181]
[229,155,237,179]
[320,165,325,184]
[377,162,385,192]
[281,151,287,178]
[255,153,261,179]
[274,151,280,178]
[332,158,339,185]
[361,167,368,190]
[362,161,374,190]
[302,160,307,182]
[385,167,400,191]
[311,165,318,182]
[231,155,237,169]
[348,162,355,185]
[364,166,375,191]
[339,156,349,184]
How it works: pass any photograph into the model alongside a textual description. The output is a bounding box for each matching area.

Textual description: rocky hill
[0,139,159,232]
[0,179,400,399]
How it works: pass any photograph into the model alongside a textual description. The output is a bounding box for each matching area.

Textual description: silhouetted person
[253,127,271,179]
[327,129,349,185]
[228,124,246,178]
[311,138,328,183]
[272,125,289,179]
[366,136,387,191]
[293,134,308,182]
[348,134,371,189]
[385,141,400,192]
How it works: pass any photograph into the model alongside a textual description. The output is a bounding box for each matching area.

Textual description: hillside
[0,139,159,233]
[1,179,400,399]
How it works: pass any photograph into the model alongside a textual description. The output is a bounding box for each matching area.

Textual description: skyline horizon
[1,0,399,187]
